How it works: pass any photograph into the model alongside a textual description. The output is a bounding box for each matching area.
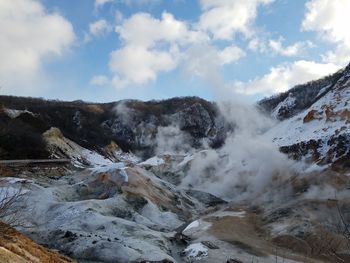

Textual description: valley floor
[1,155,349,263]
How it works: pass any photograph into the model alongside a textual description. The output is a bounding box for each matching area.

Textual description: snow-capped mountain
[261,62,350,169]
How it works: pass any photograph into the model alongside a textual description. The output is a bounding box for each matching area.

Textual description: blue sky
[1,0,349,102]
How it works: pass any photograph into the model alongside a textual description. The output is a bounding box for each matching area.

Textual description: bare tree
[0,179,27,237]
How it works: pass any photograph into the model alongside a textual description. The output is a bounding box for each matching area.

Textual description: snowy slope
[266,64,350,165]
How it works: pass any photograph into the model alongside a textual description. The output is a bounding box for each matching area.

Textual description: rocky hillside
[260,62,350,169]
[258,64,348,120]
[0,96,226,160]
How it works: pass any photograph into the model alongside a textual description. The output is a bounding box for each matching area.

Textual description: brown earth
[0,223,75,263]
[303,110,321,123]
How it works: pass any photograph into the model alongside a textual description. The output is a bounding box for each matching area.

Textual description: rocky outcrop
[326,133,350,169]
[280,139,322,162]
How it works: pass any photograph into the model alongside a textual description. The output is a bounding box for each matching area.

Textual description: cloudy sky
[1,0,349,102]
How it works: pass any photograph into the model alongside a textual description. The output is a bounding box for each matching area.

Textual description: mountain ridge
[258,62,350,120]
[1,60,350,169]
[0,96,226,160]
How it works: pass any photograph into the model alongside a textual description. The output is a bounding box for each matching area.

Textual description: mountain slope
[261,62,350,169]
[0,96,226,160]
[258,64,348,120]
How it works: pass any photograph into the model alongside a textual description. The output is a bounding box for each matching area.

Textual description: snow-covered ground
[265,78,350,165]
[138,156,165,166]
[267,86,350,146]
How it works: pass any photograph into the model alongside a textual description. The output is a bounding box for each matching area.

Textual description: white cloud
[302,0,350,65]
[110,45,179,88]
[322,44,350,65]
[90,19,112,36]
[248,38,266,52]
[95,0,114,8]
[182,44,245,92]
[116,12,207,48]
[233,60,341,95]
[0,0,75,93]
[94,0,275,90]
[119,0,161,5]
[90,75,110,86]
[198,0,274,40]
[248,37,314,57]
[219,45,246,65]
[108,11,248,89]
[95,0,161,8]
[108,12,210,89]
[302,0,350,43]
[268,38,314,57]
[184,44,244,76]
[85,19,112,42]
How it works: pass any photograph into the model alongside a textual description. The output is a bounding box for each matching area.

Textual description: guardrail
[0,159,71,165]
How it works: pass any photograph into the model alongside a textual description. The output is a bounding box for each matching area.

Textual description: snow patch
[182,219,211,236]
[90,162,129,182]
[182,243,208,261]
[4,108,35,118]
[139,156,165,166]
[183,220,200,232]
[90,162,125,173]
[82,149,113,166]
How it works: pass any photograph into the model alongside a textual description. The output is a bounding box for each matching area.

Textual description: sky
[1,0,350,103]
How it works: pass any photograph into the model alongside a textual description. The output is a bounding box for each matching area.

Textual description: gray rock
[185,189,227,207]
